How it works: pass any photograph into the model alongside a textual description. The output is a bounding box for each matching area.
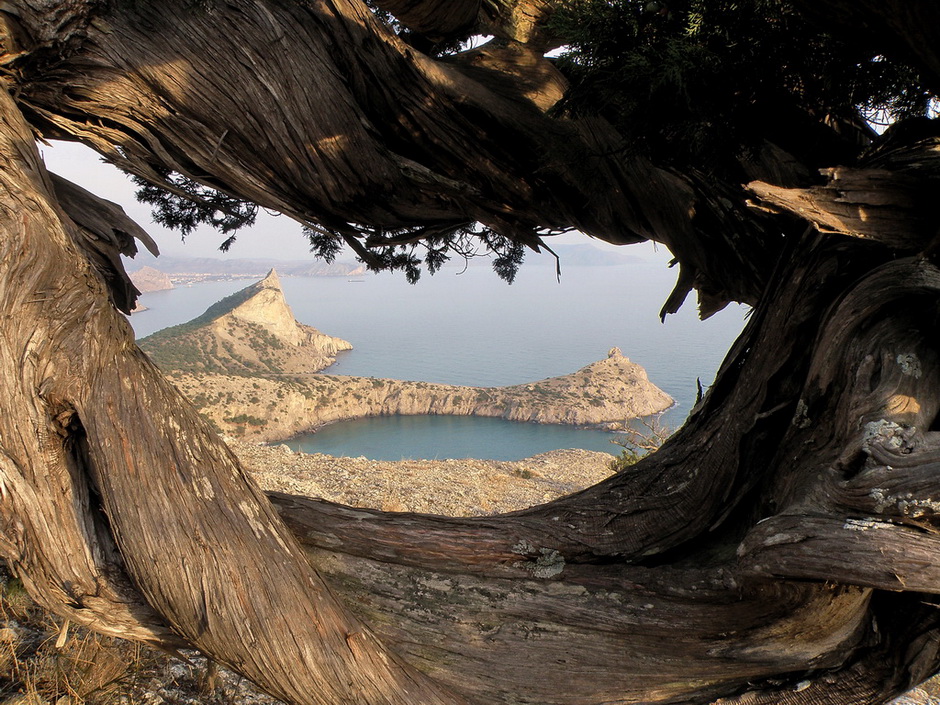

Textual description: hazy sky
[41,140,321,260]
[40,140,666,265]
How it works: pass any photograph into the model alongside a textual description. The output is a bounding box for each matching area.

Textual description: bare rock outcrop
[139,269,351,375]
[129,265,174,293]
[172,352,673,442]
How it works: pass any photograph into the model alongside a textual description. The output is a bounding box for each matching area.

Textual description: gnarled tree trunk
[1,0,940,704]
[0,85,463,705]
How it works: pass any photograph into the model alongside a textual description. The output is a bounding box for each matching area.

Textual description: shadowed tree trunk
[0,84,465,705]
[2,0,940,704]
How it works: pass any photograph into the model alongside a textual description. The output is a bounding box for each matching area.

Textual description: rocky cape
[130,265,174,293]
[173,348,673,441]
[142,271,673,442]
[140,269,352,375]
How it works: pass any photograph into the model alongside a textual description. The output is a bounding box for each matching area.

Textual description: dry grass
[8,633,141,703]
[0,571,155,704]
[0,566,280,705]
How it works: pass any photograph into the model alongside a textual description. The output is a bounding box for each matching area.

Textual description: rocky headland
[140,269,352,376]
[141,271,673,442]
[129,265,174,293]
[173,349,672,441]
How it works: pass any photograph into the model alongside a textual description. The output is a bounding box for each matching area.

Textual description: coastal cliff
[130,265,174,293]
[144,271,672,442]
[172,347,673,441]
[140,269,351,375]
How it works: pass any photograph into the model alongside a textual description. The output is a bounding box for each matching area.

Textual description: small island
[140,270,673,442]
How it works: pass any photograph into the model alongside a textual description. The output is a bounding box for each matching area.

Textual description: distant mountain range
[525,244,642,267]
[126,243,639,280]
[130,254,366,278]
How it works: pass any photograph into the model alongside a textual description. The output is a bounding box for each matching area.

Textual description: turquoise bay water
[131,258,749,460]
[292,415,622,460]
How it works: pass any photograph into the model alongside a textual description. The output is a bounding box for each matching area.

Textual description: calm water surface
[131,258,749,460]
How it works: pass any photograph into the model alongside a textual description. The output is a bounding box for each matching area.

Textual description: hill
[129,243,638,281]
[172,348,674,441]
[525,244,642,267]
[139,269,351,375]
[131,253,366,280]
[129,265,174,293]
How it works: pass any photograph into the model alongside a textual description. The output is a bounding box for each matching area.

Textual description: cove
[132,259,749,459]
[283,414,626,461]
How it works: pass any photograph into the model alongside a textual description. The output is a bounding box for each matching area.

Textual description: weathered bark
[49,172,158,312]
[0,86,179,650]
[2,0,781,311]
[749,126,940,254]
[262,242,940,703]
[0,86,465,705]
[1,0,940,704]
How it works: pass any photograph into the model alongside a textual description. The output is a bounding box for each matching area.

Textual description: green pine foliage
[133,167,257,248]
[550,0,933,177]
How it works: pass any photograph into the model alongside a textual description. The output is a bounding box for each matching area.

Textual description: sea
[130,256,749,461]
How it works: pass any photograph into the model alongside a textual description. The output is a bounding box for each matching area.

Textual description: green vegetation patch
[224,414,268,427]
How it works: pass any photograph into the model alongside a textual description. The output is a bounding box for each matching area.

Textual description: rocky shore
[173,347,673,441]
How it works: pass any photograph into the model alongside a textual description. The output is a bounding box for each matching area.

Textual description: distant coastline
[128,243,642,287]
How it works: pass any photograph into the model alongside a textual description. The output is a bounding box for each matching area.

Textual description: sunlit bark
[0,86,463,705]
